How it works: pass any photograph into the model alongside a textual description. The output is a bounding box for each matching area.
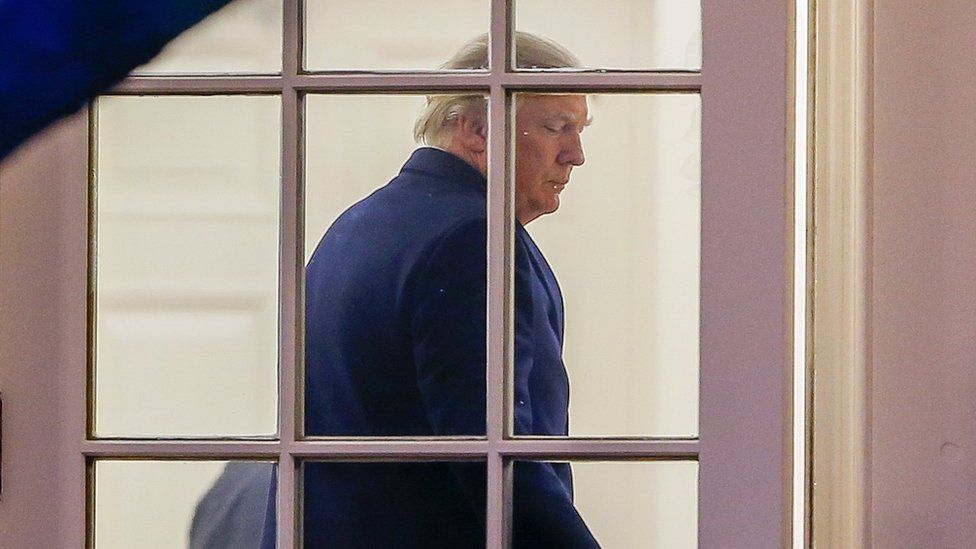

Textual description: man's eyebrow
[549,113,593,126]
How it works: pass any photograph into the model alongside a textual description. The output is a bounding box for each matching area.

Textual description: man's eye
[544,125,562,133]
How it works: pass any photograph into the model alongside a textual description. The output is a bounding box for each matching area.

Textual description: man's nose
[559,133,585,166]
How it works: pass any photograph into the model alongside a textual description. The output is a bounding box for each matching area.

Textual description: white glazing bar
[80,440,284,458]
[109,76,284,94]
[290,440,490,458]
[67,111,93,548]
[290,73,493,91]
[499,71,700,91]
[108,73,701,95]
[278,0,302,547]
[486,82,512,549]
[79,438,696,459]
[793,0,811,547]
[496,439,698,459]
[80,440,488,460]
[486,1,513,548]
[292,72,700,91]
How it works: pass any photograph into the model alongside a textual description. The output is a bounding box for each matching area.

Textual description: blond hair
[413,32,583,148]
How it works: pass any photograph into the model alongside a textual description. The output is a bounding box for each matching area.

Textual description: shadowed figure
[189,462,274,549]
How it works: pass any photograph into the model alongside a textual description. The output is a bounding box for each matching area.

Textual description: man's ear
[456,113,487,153]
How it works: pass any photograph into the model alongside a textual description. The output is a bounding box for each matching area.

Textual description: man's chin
[521,198,561,223]
[547,197,561,214]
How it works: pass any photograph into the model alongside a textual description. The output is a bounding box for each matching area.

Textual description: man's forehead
[521,94,590,122]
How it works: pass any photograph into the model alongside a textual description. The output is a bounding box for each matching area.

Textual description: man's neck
[441,144,487,178]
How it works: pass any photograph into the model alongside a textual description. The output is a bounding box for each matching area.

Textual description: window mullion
[486,1,514,548]
[278,1,302,548]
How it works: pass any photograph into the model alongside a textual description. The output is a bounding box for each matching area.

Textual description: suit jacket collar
[400,147,486,192]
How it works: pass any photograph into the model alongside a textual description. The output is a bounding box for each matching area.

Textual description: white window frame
[54,1,798,547]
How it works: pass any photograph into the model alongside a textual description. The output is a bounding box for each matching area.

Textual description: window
[84,1,793,547]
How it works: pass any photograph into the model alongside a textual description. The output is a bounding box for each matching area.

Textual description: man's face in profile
[513,94,589,224]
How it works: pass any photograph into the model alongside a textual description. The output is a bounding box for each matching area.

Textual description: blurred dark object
[0,0,232,159]
[189,461,275,549]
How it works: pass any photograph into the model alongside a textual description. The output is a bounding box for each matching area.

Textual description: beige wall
[0,115,87,549]
[870,1,976,546]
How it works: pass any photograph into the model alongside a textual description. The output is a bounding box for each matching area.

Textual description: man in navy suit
[262,32,599,548]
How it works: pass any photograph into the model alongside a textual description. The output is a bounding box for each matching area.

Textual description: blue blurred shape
[0,0,232,159]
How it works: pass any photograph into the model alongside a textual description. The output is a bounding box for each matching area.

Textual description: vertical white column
[278,0,302,546]
[486,0,514,547]
[793,0,811,546]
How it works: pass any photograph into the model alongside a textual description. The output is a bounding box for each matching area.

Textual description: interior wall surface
[870,2,976,546]
[0,115,87,549]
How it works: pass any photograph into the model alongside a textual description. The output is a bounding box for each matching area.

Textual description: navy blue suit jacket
[262,148,599,548]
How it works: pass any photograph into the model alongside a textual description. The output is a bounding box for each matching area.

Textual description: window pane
[93,460,275,548]
[304,0,488,70]
[303,94,488,437]
[93,96,280,438]
[300,461,486,546]
[515,0,701,70]
[514,460,698,548]
[134,0,282,75]
[511,93,700,437]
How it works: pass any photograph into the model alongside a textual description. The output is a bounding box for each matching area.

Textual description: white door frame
[0,1,796,546]
[810,0,873,546]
